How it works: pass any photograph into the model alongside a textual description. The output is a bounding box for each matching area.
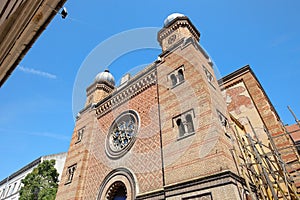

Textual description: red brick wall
[57,83,164,199]
[157,42,237,187]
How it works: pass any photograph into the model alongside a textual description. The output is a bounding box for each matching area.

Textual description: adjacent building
[0,152,66,200]
[0,0,67,87]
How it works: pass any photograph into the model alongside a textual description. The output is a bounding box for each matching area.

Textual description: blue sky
[1,0,300,180]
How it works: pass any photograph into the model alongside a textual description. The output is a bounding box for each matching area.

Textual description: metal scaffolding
[231,118,300,200]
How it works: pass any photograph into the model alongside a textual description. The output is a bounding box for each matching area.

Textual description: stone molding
[97,168,136,200]
[158,36,210,64]
[135,171,251,199]
[158,17,200,46]
[95,69,157,118]
[164,171,249,198]
[86,82,114,96]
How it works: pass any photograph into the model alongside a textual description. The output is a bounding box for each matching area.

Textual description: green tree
[19,159,59,200]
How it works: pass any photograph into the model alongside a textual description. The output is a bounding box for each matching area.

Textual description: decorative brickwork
[95,69,157,118]
[57,15,254,200]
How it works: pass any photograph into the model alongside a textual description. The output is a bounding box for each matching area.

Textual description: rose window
[106,110,139,159]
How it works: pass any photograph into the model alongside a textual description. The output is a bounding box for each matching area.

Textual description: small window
[66,164,77,184]
[6,185,11,197]
[178,69,184,82]
[217,110,230,138]
[173,109,195,139]
[176,118,185,137]
[203,65,215,89]
[169,65,185,87]
[1,189,5,198]
[7,182,16,196]
[17,182,22,192]
[11,182,17,194]
[217,110,229,128]
[203,66,214,82]
[170,74,177,86]
[186,114,195,133]
[76,127,84,143]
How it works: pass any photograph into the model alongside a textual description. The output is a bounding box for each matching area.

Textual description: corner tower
[85,69,115,106]
[158,13,200,51]
[156,13,246,199]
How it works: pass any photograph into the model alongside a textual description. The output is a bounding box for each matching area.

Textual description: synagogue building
[56,14,300,200]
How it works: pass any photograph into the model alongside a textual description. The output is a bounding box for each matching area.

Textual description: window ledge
[64,181,72,185]
[208,81,216,90]
[177,131,195,141]
[75,139,82,144]
[170,80,185,89]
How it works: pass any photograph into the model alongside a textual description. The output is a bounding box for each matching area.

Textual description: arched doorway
[97,168,136,200]
[107,181,127,200]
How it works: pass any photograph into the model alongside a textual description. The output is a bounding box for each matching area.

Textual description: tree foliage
[19,159,59,200]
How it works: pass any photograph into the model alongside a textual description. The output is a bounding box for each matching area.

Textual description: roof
[0,0,67,87]
[0,157,41,185]
[219,65,281,121]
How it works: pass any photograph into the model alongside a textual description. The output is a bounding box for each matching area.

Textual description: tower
[56,14,248,200]
[85,69,115,107]
[156,13,244,199]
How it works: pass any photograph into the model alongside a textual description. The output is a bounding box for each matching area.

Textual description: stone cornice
[95,68,157,118]
[86,82,114,96]
[164,171,250,197]
[157,17,200,45]
[158,37,210,67]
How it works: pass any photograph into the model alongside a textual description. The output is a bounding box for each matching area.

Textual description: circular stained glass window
[106,110,139,159]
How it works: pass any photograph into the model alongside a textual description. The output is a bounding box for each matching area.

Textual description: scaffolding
[231,117,300,200]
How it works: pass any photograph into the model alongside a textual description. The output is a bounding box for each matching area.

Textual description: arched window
[178,69,184,82]
[185,114,194,133]
[217,110,228,127]
[170,74,177,86]
[66,164,77,184]
[176,118,185,137]
[77,128,84,142]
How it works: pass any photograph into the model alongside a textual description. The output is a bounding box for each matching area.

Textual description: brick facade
[56,15,272,199]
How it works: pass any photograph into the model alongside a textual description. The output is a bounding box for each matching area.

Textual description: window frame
[75,127,85,144]
[203,65,215,89]
[216,110,229,128]
[168,65,185,88]
[173,109,196,140]
[216,110,231,139]
[65,164,77,185]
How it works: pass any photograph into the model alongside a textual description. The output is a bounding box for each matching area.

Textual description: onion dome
[164,13,185,27]
[94,69,115,86]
